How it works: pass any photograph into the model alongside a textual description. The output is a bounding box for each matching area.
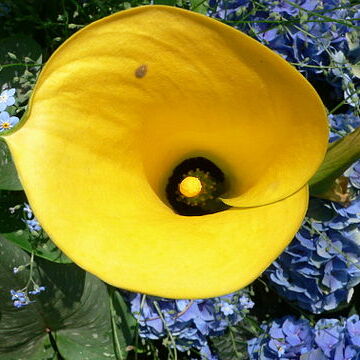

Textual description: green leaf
[0,141,23,191]
[211,317,261,360]
[110,287,137,359]
[189,0,208,14]
[309,127,360,196]
[0,237,135,360]
[2,229,72,264]
[211,326,248,360]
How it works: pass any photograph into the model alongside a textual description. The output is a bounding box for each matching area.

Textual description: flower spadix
[2,6,328,299]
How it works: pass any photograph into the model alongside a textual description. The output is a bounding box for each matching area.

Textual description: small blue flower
[22,203,42,232]
[0,88,15,111]
[0,111,19,132]
[10,285,45,308]
[10,289,32,308]
[220,303,235,316]
[239,294,255,309]
[28,286,46,295]
[23,203,34,218]
[13,265,26,274]
[25,218,42,232]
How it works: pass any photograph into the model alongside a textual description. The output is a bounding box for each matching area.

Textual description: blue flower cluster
[23,203,42,233]
[127,291,254,359]
[0,88,19,132]
[209,0,360,108]
[10,286,45,308]
[265,113,360,313]
[247,315,360,359]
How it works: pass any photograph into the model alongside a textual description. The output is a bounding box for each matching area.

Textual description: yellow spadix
[179,176,203,198]
[2,5,328,299]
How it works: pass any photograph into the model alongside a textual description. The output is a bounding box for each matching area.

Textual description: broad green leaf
[0,237,135,360]
[0,141,23,191]
[110,287,137,357]
[2,229,72,264]
[309,127,360,197]
[190,0,208,14]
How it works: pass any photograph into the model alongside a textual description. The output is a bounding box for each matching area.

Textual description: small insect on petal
[135,64,147,78]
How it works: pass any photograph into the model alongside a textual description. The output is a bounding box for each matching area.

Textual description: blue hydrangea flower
[0,88,15,111]
[209,1,359,108]
[127,290,254,358]
[349,162,360,189]
[0,111,19,132]
[248,315,360,360]
[314,319,344,357]
[265,113,360,313]
[347,315,360,347]
[247,316,314,359]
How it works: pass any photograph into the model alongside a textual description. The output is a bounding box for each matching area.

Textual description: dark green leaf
[0,141,23,191]
[110,287,137,358]
[0,237,135,360]
[2,229,72,264]
[309,127,360,196]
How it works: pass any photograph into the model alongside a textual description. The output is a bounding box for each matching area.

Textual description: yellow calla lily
[2,5,328,299]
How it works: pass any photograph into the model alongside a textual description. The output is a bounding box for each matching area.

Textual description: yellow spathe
[3,5,328,299]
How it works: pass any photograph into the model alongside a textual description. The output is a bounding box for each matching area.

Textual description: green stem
[329,88,360,115]
[289,62,347,69]
[283,0,360,29]
[304,220,360,271]
[229,327,242,359]
[0,62,41,69]
[24,251,34,290]
[153,301,177,360]
[109,287,124,360]
[225,18,359,25]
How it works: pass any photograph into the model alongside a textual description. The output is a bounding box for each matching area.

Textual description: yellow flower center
[0,94,8,102]
[1,122,10,129]
[179,176,202,198]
